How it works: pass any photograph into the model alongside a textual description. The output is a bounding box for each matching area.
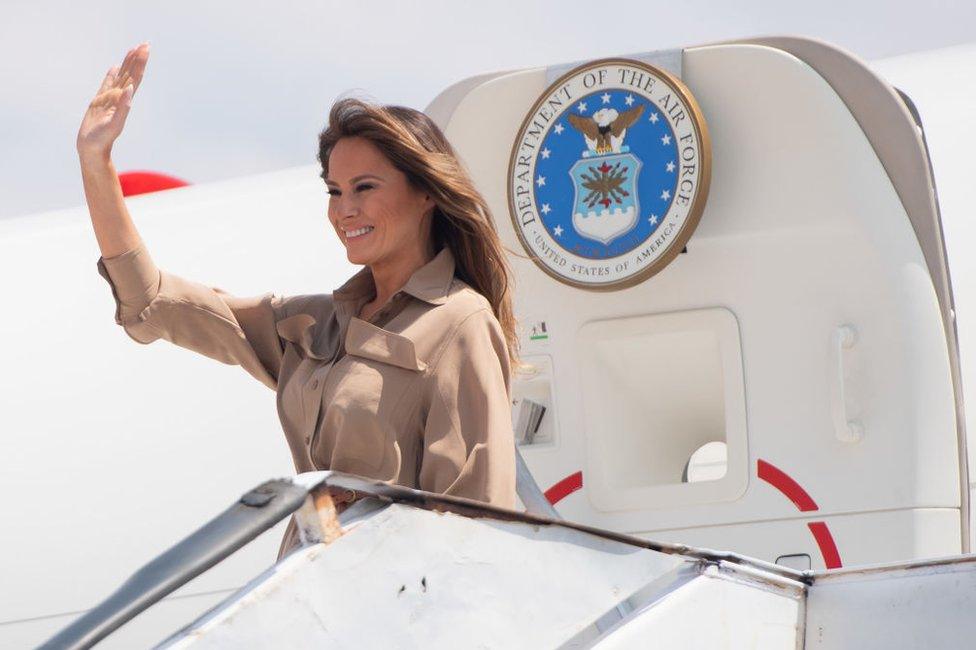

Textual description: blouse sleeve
[96,241,285,390]
[418,308,517,509]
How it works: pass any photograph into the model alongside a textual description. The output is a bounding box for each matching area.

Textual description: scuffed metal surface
[808,551,976,582]
[298,471,810,585]
[586,570,802,650]
[806,555,976,648]
[160,501,689,648]
[50,470,976,649]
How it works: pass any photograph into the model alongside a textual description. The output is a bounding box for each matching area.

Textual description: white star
[541,203,551,214]
[554,225,564,236]
[661,190,671,200]
[649,112,659,123]
[576,101,588,113]
[666,161,675,172]
[601,92,611,104]
[661,134,672,145]
[536,175,546,187]
[541,147,551,159]
[624,94,635,106]
[648,214,659,225]
[554,123,564,135]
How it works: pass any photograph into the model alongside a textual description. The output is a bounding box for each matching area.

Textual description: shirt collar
[332,247,456,306]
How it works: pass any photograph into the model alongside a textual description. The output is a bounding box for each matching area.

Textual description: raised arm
[77,42,149,258]
[77,44,295,390]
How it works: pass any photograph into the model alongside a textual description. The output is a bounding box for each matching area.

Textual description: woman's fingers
[98,65,119,94]
[108,85,134,127]
[127,45,150,93]
[325,486,358,503]
[116,43,149,92]
[114,47,138,86]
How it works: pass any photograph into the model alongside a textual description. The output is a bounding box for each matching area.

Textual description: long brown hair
[317,96,519,364]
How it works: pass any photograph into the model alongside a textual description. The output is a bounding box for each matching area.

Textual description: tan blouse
[96,242,516,557]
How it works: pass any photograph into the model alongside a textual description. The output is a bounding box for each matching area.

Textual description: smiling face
[325,136,436,271]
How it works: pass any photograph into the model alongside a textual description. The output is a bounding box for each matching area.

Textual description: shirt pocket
[311,318,427,477]
[343,317,428,372]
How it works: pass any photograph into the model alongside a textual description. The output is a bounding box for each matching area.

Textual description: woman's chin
[344,247,373,266]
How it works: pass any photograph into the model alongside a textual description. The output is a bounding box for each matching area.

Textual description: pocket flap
[276,313,342,362]
[275,313,317,343]
[345,317,427,372]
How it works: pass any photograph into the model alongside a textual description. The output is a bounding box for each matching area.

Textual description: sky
[3,0,975,219]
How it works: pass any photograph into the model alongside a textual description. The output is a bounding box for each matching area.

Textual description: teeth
[345,225,374,239]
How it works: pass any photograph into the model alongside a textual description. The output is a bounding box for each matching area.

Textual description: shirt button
[310,379,320,390]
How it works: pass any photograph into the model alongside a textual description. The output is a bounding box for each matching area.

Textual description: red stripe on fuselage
[757,459,819,512]
[545,471,583,505]
[808,521,843,568]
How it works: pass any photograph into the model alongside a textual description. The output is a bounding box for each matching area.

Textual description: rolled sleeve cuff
[96,241,161,324]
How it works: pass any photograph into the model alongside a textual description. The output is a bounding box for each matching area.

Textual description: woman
[77,43,518,558]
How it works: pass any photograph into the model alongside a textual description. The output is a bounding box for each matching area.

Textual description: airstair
[41,470,976,649]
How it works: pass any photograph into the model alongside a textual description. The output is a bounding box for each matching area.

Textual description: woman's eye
[327,184,372,196]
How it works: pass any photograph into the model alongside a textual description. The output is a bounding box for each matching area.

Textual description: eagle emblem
[507,58,711,289]
[567,105,645,155]
[569,152,642,245]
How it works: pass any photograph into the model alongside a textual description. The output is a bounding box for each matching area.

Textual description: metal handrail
[38,479,308,650]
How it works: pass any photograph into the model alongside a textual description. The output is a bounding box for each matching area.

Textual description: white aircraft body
[3,35,976,647]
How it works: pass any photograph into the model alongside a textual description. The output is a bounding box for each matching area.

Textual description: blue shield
[569,152,642,245]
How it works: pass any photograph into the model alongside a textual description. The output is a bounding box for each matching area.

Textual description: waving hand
[77,42,150,157]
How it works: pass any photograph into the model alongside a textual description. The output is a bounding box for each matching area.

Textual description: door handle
[829,324,863,443]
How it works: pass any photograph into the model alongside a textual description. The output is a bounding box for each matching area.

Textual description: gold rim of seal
[506,56,713,291]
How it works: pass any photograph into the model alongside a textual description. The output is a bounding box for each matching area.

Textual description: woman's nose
[332,195,359,220]
[345,192,364,214]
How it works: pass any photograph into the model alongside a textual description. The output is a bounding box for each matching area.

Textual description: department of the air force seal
[507,58,711,289]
